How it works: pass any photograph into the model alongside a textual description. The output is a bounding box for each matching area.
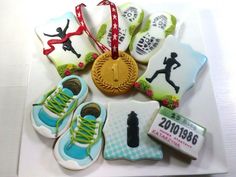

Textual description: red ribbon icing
[43,26,84,55]
[76,0,119,59]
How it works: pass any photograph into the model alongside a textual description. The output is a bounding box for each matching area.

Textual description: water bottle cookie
[129,12,176,64]
[96,3,144,52]
[91,51,138,95]
[104,100,163,161]
[35,12,99,77]
[134,35,207,109]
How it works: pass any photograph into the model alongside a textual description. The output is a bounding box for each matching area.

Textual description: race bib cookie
[130,13,176,63]
[104,100,163,161]
[134,35,207,109]
[35,12,99,77]
[96,3,144,52]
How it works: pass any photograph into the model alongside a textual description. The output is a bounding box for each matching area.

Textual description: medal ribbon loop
[76,0,119,59]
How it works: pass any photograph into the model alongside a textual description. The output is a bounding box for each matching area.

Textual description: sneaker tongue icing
[62,88,74,97]
[76,115,96,145]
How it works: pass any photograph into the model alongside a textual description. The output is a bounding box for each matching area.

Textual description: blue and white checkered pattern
[104,101,163,161]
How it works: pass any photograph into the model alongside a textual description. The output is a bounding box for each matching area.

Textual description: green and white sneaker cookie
[96,4,144,52]
[35,12,99,77]
[130,13,176,64]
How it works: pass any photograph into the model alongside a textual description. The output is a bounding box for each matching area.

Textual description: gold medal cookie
[91,51,138,95]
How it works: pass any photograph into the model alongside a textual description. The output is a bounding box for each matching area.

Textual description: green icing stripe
[129,10,144,50]
[129,25,136,36]
[165,15,177,37]
[138,10,144,25]
[96,24,107,42]
[140,19,151,33]
[129,35,135,51]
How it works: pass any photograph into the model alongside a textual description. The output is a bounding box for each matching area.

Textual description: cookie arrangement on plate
[32,0,207,170]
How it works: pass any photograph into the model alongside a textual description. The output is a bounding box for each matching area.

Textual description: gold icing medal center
[91,51,138,95]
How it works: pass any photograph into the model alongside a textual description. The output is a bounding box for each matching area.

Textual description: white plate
[19,0,227,176]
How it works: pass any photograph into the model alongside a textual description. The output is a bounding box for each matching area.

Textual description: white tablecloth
[0,0,235,176]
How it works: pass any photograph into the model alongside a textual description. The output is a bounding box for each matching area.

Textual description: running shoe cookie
[54,102,106,170]
[134,35,207,109]
[104,100,163,161]
[35,12,99,77]
[96,3,144,52]
[130,12,176,63]
[31,75,88,138]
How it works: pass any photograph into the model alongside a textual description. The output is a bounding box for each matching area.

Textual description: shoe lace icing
[69,116,102,158]
[33,87,77,134]
[45,88,72,115]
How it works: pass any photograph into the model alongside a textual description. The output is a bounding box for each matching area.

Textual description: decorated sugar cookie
[85,1,139,96]
[119,3,144,36]
[130,13,176,63]
[35,12,98,77]
[96,3,144,52]
[134,35,207,109]
[104,100,163,161]
[91,51,138,95]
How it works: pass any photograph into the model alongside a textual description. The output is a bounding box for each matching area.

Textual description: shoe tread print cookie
[119,3,144,37]
[134,35,207,109]
[96,3,144,52]
[35,12,99,77]
[130,12,176,63]
[104,100,163,161]
[54,102,106,170]
[31,75,88,138]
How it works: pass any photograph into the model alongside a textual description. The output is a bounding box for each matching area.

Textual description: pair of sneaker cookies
[31,75,106,170]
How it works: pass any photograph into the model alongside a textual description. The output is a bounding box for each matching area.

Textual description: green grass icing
[165,15,177,37]
[96,24,107,42]
[85,52,96,63]
[57,64,77,78]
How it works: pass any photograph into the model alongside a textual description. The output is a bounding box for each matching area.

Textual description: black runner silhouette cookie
[35,12,98,77]
[146,52,180,94]
[134,36,207,109]
[44,19,81,59]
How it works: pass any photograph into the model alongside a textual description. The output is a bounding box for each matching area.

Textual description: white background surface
[0,0,236,177]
